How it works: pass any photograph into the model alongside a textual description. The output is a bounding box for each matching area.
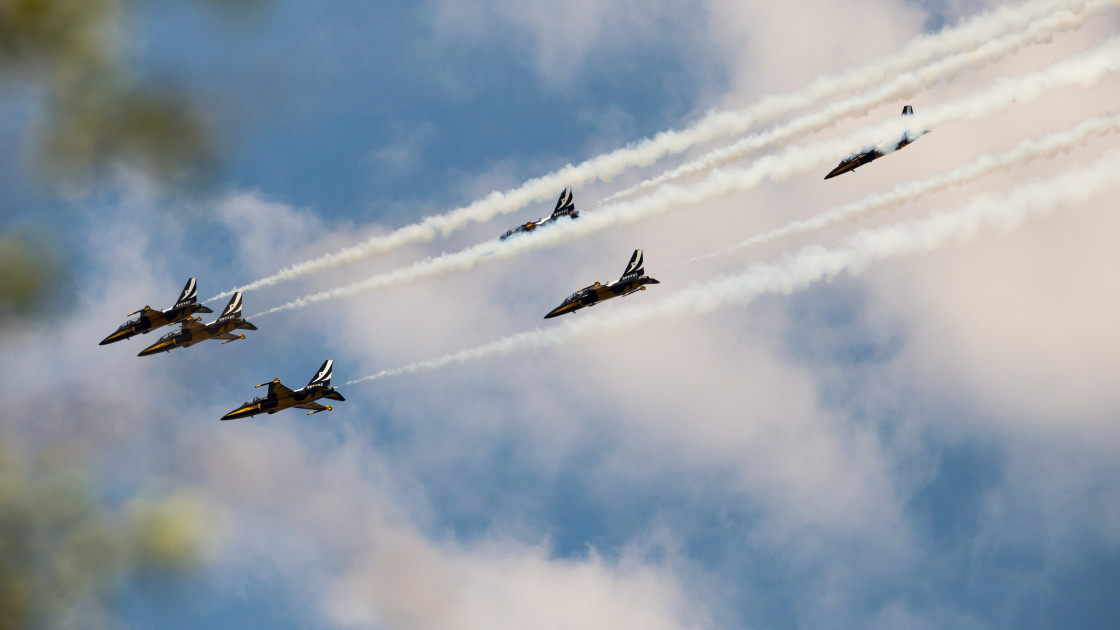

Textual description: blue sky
[2,1,1119,629]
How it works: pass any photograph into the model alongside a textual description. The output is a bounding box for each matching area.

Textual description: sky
[1,1,1119,629]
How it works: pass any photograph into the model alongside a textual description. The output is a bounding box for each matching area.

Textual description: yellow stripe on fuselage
[552,303,579,315]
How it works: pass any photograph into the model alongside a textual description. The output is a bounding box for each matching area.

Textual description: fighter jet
[99,278,214,345]
[137,291,257,356]
[221,359,346,421]
[824,105,931,179]
[500,188,579,240]
[545,249,659,319]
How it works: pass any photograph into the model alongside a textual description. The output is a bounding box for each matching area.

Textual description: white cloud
[428,0,698,85]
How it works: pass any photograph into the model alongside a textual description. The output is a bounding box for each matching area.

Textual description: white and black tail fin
[549,187,578,219]
[174,278,198,307]
[217,291,243,322]
[618,249,645,282]
[307,359,333,388]
[902,105,914,116]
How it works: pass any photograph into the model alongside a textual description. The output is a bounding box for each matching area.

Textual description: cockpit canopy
[240,395,267,407]
[157,329,179,342]
[564,286,593,304]
[116,318,140,331]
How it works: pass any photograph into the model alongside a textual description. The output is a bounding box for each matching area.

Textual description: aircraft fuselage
[137,318,255,356]
[545,276,659,318]
[220,385,346,421]
[99,302,212,345]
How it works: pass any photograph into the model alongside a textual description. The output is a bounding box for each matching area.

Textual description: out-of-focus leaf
[1,0,222,185]
[0,234,60,315]
[41,79,216,183]
[0,447,209,630]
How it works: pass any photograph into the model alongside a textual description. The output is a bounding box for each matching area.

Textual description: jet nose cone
[99,336,113,346]
[220,407,255,421]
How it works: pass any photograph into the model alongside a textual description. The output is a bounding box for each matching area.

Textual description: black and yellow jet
[137,291,257,356]
[545,249,659,319]
[99,278,214,345]
[500,188,579,240]
[221,359,345,420]
[824,105,930,179]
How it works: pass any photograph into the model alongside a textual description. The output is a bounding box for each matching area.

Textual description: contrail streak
[678,112,1120,267]
[254,38,1120,318]
[604,0,1118,202]
[210,0,1090,302]
[347,150,1120,385]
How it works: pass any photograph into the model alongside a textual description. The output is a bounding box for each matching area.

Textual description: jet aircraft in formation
[824,105,930,179]
[105,99,938,419]
[221,359,346,420]
[545,249,659,319]
[138,292,257,356]
[500,187,579,240]
[99,278,213,345]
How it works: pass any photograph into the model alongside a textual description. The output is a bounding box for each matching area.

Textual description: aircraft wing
[268,381,296,399]
[178,317,204,331]
[295,402,328,412]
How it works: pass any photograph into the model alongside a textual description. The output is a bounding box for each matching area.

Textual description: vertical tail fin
[174,278,198,307]
[307,360,333,388]
[218,291,243,322]
[619,249,645,282]
[902,105,914,116]
[550,188,577,219]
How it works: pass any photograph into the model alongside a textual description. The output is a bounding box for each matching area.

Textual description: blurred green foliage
[0,233,59,316]
[0,446,209,630]
[0,0,116,72]
[0,0,216,185]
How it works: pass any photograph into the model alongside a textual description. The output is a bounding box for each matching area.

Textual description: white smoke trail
[347,150,1120,385]
[254,38,1120,318]
[604,0,1118,202]
[679,112,1120,267]
[210,0,1090,302]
